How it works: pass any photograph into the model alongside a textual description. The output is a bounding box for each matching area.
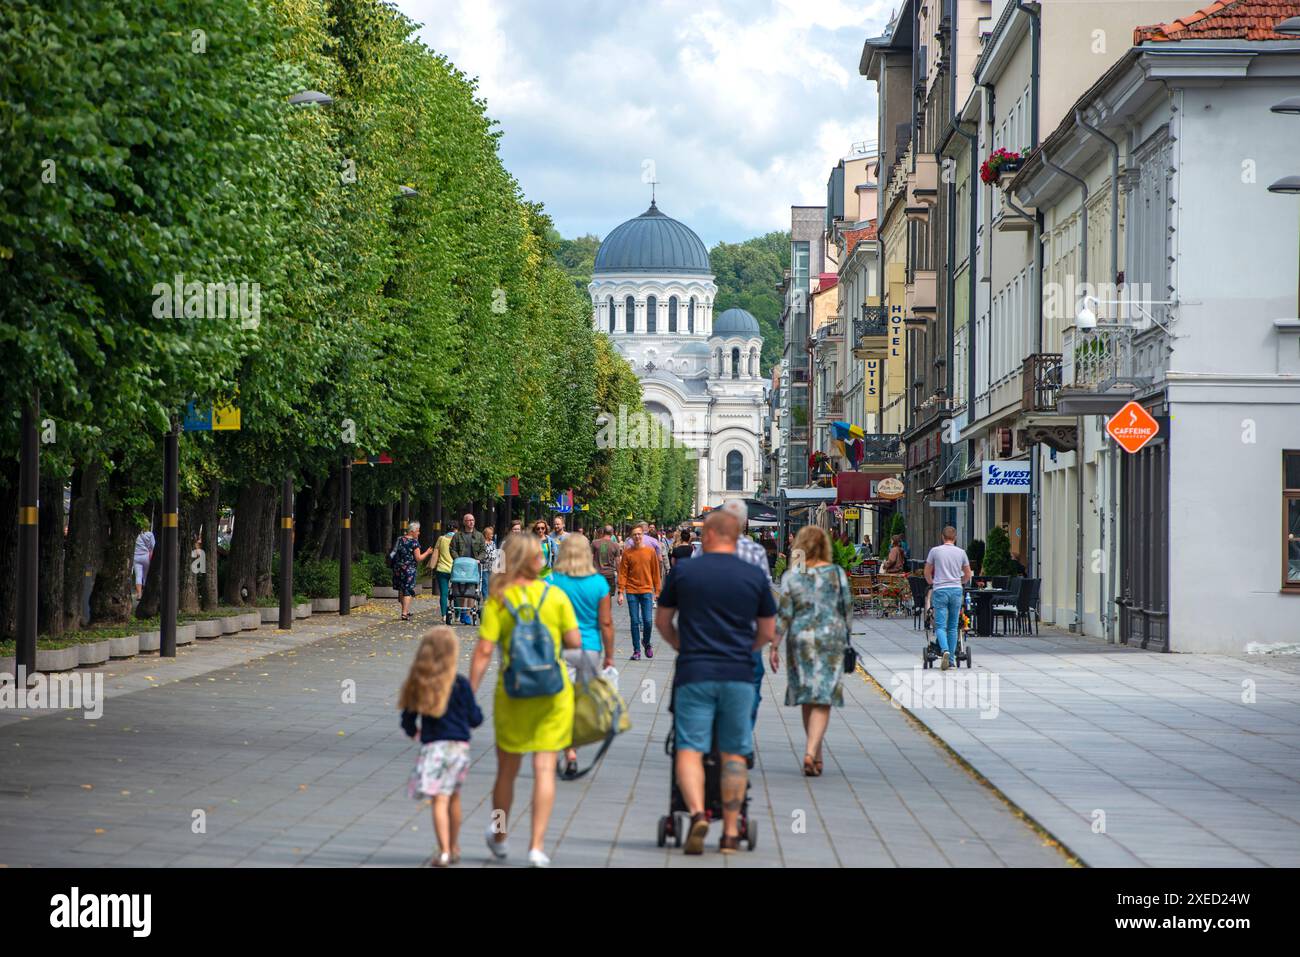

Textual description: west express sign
[982,462,1030,494]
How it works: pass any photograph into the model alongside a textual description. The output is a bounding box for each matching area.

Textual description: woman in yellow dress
[470,531,581,868]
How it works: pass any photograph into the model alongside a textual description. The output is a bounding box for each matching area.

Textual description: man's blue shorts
[673,680,755,756]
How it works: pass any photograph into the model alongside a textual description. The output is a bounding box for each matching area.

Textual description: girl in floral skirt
[399,627,483,866]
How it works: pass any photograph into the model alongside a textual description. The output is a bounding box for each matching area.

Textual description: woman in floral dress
[391,522,433,621]
[774,525,852,777]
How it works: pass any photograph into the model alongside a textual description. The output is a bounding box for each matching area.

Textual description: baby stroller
[657,686,757,851]
[447,557,482,626]
[922,586,973,669]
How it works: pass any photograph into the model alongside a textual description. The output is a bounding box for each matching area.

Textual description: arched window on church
[714,348,723,377]
[726,451,744,491]
[625,295,635,333]
[748,347,758,377]
[731,347,741,379]
[646,295,657,334]
[688,298,695,334]
[668,296,678,333]
[607,296,615,333]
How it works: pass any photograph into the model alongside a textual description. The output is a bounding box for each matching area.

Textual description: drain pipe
[1040,148,1088,633]
[1076,105,1122,643]
[1016,1,1041,150]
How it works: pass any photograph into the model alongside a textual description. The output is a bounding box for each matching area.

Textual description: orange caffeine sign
[1106,401,1159,454]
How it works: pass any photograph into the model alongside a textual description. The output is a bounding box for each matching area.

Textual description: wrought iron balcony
[814,391,845,423]
[1021,353,1063,412]
[859,433,904,467]
[853,307,888,357]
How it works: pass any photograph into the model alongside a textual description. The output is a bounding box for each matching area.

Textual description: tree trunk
[37,472,66,636]
[255,490,277,598]
[179,494,200,613]
[90,471,136,625]
[300,473,337,561]
[199,478,220,610]
[63,462,101,630]
[223,482,269,606]
[418,499,434,550]
[352,501,367,559]
[0,458,18,641]
[136,502,163,619]
[294,480,315,559]
[379,503,393,556]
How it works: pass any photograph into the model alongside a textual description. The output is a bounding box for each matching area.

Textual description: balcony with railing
[853,307,888,358]
[1058,324,1169,415]
[815,390,845,424]
[811,318,843,354]
[1021,353,1062,412]
[859,433,905,470]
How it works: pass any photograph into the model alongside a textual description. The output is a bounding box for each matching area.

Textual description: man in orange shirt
[618,523,662,660]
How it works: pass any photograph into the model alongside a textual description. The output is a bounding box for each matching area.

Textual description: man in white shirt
[924,526,972,670]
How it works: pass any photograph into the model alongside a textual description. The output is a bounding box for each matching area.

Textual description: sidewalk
[853,613,1300,866]
[0,603,1066,868]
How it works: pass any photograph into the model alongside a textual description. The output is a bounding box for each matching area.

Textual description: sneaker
[941,651,951,671]
[644,643,653,659]
[630,650,641,661]
[431,851,451,867]
[527,848,551,868]
[484,824,508,860]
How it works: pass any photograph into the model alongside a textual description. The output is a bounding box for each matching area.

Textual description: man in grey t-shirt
[925,527,972,670]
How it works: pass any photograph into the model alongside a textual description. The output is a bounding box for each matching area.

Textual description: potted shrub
[983,526,1013,577]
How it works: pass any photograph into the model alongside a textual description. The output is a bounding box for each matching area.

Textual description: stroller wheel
[921,649,929,668]
[966,644,972,669]
[674,813,685,847]
[746,819,758,851]
[657,816,668,847]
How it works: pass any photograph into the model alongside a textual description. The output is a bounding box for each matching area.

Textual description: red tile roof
[1135,0,1300,43]
[841,221,878,257]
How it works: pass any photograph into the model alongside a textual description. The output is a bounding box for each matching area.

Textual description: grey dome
[712,308,761,337]
[675,341,712,357]
[593,202,711,275]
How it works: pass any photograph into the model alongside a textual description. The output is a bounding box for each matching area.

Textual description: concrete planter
[138,630,161,653]
[78,640,111,666]
[371,586,398,600]
[239,612,260,631]
[109,635,139,658]
[0,656,15,677]
[351,594,366,608]
[176,623,196,646]
[36,647,80,673]
[311,597,339,613]
[259,607,282,624]
[193,619,222,639]
[294,602,311,620]
[219,616,242,635]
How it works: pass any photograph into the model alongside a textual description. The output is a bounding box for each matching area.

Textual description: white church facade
[588,200,766,513]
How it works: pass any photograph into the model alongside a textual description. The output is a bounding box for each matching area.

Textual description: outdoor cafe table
[965,586,1009,637]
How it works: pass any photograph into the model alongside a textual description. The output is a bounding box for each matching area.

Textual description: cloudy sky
[397,0,894,246]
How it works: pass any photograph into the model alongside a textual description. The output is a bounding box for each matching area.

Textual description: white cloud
[397,0,893,244]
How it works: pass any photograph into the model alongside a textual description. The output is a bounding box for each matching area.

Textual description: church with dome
[588,200,766,513]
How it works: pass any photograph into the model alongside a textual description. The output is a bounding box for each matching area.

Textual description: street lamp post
[279,476,294,629]
[160,421,179,657]
[16,394,39,677]
[339,455,352,615]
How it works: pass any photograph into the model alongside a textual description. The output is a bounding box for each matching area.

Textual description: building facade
[588,201,767,513]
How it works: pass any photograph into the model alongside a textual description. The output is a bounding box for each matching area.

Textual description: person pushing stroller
[449,513,487,625]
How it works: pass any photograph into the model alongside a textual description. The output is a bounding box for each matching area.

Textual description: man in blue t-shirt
[655,509,776,856]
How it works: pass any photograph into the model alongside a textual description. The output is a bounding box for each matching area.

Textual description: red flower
[979,147,1023,185]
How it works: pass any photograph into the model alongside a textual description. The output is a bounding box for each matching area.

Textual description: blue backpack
[501,583,564,698]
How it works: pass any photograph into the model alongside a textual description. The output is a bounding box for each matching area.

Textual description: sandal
[802,754,817,777]
[814,757,823,776]
[562,757,578,779]
[719,833,741,854]
[683,812,709,855]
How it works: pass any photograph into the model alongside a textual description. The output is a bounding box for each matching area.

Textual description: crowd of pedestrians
[391,506,861,866]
